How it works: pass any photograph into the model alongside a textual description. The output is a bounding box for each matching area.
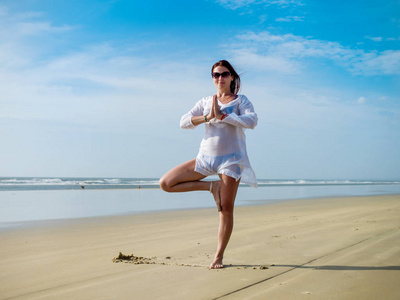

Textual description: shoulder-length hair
[211,60,241,95]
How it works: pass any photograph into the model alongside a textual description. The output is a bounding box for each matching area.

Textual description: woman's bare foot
[210,256,224,269]
[210,181,222,212]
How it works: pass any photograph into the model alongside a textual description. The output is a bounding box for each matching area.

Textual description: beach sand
[1,195,399,299]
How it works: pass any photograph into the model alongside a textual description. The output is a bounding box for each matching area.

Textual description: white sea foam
[0,178,69,185]
[1,177,399,191]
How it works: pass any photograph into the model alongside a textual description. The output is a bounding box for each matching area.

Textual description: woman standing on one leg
[159,60,258,269]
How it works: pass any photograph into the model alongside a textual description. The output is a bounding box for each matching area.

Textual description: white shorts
[194,152,243,181]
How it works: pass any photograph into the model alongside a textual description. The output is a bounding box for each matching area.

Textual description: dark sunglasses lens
[212,72,221,78]
[212,72,231,78]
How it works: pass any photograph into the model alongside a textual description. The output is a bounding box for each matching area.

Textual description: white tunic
[180,95,258,188]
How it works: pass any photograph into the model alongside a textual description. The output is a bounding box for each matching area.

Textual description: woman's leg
[159,159,222,207]
[210,174,240,269]
[159,159,222,209]
[159,159,209,192]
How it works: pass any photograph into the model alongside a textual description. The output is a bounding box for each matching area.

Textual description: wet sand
[1,195,399,299]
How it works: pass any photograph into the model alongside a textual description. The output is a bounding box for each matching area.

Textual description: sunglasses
[212,71,231,79]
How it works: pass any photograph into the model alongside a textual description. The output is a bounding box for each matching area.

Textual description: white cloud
[234,31,355,60]
[357,97,366,104]
[0,6,77,70]
[350,50,400,75]
[230,48,300,73]
[259,14,267,24]
[0,6,74,38]
[15,21,75,35]
[276,16,304,22]
[0,15,210,132]
[365,36,383,42]
[0,44,209,129]
[1,4,399,179]
[229,31,400,76]
[365,36,400,42]
[269,0,304,6]
[216,0,303,9]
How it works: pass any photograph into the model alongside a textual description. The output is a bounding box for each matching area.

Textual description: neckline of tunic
[217,94,239,105]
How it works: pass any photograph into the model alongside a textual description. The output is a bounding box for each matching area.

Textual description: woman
[159,60,257,269]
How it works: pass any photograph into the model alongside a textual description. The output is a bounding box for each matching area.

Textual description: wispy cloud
[350,50,400,75]
[0,6,77,70]
[365,36,383,42]
[0,44,207,130]
[357,96,366,104]
[216,0,303,10]
[0,6,75,38]
[365,36,400,42]
[15,21,74,35]
[0,9,209,132]
[275,15,304,22]
[228,31,400,76]
[268,0,304,6]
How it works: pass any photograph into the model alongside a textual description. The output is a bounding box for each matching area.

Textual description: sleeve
[222,96,258,129]
[180,99,205,129]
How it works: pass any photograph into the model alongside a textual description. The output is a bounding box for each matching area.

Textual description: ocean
[2,177,400,191]
[1,177,400,227]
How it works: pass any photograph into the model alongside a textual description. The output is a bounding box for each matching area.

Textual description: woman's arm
[221,96,258,129]
[180,97,213,129]
[190,115,211,126]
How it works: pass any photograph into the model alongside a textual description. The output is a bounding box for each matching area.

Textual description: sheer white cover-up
[180,95,258,188]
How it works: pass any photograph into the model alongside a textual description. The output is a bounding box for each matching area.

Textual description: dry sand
[1,195,399,299]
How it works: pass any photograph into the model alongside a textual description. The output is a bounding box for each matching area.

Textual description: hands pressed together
[190,95,228,126]
[206,95,224,122]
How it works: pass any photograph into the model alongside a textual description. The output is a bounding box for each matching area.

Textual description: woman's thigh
[160,159,206,188]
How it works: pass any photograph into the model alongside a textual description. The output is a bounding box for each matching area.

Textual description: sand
[0,195,399,299]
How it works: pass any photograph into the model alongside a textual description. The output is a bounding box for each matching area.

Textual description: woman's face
[212,66,234,92]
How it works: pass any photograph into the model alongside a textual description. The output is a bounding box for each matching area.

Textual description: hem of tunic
[194,166,210,177]
[218,169,241,181]
[194,165,242,182]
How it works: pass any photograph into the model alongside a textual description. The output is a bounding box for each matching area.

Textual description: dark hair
[211,60,241,94]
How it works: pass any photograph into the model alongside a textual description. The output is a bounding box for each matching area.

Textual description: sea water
[0,177,400,227]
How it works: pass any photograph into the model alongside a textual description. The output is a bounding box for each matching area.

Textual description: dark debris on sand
[112,252,155,265]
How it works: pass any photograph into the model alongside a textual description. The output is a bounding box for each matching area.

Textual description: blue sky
[0,0,399,180]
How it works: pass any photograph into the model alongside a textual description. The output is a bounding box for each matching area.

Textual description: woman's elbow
[180,119,196,129]
[246,116,258,129]
[180,123,193,129]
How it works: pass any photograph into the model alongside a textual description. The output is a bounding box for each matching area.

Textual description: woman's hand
[204,95,223,122]
[212,94,223,120]
[206,94,217,121]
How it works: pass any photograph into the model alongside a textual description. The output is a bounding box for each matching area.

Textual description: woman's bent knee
[159,176,173,192]
[159,177,168,192]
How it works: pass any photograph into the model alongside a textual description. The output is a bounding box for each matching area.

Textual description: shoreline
[1,194,400,299]
[2,192,400,232]
[2,183,400,226]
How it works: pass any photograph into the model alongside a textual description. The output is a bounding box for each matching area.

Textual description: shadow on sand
[224,264,269,269]
[272,264,400,271]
